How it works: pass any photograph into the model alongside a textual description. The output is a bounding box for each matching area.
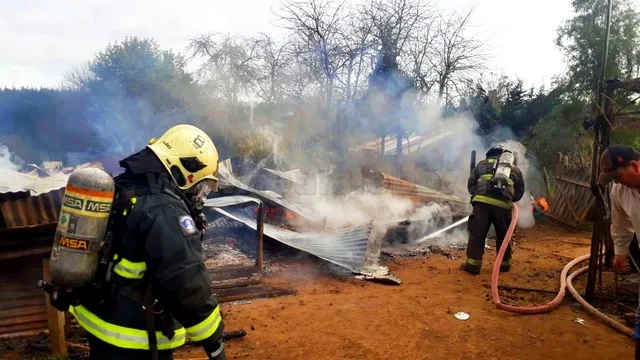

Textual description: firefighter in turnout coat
[462,145,525,275]
[69,125,226,360]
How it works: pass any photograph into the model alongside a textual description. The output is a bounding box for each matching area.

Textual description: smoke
[406,202,468,247]
[494,135,541,228]
[308,190,415,230]
[0,144,22,171]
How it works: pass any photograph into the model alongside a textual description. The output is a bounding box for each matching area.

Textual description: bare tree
[360,0,433,60]
[430,7,487,104]
[276,0,347,108]
[403,20,437,98]
[334,12,376,105]
[254,34,295,105]
[61,61,95,91]
[188,33,263,103]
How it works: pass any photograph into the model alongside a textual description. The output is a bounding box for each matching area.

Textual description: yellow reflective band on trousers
[472,195,511,209]
[69,305,186,350]
[185,305,223,342]
[113,254,146,279]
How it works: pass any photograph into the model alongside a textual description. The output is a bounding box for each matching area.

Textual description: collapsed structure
[0,129,472,339]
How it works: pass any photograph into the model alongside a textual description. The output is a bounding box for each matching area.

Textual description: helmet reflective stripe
[147,124,219,190]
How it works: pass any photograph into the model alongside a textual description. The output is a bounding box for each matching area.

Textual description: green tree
[81,37,204,155]
[501,80,527,132]
[523,99,590,169]
[556,0,640,99]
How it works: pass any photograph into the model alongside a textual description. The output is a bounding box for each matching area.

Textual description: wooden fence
[545,153,595,229]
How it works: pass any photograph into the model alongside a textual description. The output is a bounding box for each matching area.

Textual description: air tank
[50,167,115,288]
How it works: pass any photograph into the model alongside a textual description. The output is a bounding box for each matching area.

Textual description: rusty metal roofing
[364,169,464,206]
[0,191,30,204]
[0,188,64,229]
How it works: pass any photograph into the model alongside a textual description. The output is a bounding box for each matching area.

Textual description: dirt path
[173,220,634,360]
[0,220,635,359]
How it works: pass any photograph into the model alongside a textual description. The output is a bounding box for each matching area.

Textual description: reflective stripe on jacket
[467,157,525,209]
[74,169,224,351]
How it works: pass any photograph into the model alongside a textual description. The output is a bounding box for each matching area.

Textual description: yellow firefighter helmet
[147,124,219,190]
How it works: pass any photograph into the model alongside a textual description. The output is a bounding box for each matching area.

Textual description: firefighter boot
[206,339,226,360]
[461,259,481,275]
[499,260,511,273]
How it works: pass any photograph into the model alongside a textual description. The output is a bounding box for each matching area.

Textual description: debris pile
[202,154,472,284]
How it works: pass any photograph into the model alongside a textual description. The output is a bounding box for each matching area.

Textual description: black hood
[119,148,166,175]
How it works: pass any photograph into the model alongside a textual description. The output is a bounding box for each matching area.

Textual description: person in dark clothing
[462,145,526,275]
[69,125,226,360]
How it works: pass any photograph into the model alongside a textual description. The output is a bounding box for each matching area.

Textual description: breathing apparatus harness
[486,146,517,198]
[44,172,209,360]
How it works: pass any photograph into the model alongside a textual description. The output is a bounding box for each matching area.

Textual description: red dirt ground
[1,219,636,359]
[175,219,635,360]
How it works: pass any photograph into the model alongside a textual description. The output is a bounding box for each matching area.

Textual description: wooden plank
[0,327,49,339]
[215,286,295,303]
[0,297,46,311]
[543,166,552,195]
[42,258,67,356]
[0,306,46,320]
[553,183,581,222]
[0,246,51,260]
[256,202,264,271]
[0,321,48,335]
[0,313,47,327]
[556,176,591,189]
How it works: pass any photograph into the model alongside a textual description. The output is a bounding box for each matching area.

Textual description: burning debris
[199,153,476,286]
[534,196,550,213]
[204,195,376,273]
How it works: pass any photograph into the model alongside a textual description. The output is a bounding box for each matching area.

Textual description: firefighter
[462,145,525,275]
[69,124,226,360]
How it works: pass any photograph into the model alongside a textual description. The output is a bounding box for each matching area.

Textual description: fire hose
[490,203,634,338]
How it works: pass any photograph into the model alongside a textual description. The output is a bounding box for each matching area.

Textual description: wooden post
[542,166,552,196]
[42,258,68,356]
[256,202,265,272]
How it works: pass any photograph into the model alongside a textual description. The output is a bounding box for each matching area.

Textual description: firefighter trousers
[465,202,513,267]
[88,334,174,360]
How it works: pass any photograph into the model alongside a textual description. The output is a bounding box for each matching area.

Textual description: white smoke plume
[495,139,538,228]
[406,202,469,247]
[309,190,415,230]
[0,144,21,171]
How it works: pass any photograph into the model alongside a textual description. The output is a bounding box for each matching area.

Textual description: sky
[0,0,576,91]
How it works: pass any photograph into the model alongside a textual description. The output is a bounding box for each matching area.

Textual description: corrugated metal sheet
[350,130,458,157]
[364,169,464,206]
[218,161,322,222]
[0,256,48,338]
[261,168,305,185]
[0,188,64,229]
[0,191,30,207]
[0,168,69,195]
[206,196,374,272]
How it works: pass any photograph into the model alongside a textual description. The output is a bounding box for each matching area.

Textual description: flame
[534,197,550,212]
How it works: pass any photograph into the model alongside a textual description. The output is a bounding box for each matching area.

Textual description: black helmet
[486,145,505,157]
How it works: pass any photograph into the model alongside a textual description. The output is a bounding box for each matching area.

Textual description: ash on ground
[381,242,462,261]
[1,327,90,360]
[203,241,255,269]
